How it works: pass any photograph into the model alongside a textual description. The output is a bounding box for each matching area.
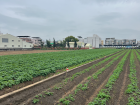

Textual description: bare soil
[0,50,69,56]
[106,51,130,105]
[25,51,122,105]
[0,51,121,105]
[71,52,125,105]
[134,50,140,89]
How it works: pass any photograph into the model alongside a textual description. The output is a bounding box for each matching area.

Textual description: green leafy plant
[32,99,39,104]
[45,92,54,96]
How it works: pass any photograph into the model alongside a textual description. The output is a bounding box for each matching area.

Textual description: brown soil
[106,51,130,105]
[70,52,125,105]
[134,50,140,88]
[0,51,121,105]
[0,50,69,56]
[24,51,122,105]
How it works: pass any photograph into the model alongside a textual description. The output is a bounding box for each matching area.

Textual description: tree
[62,40,66,47]
[67,41,70,48]
[53,38,56,48]
[46,40,51,48]
[74,40,77,48]
[64,36,79,42]
[59,41,63,47]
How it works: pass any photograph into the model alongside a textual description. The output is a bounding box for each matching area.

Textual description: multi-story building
[105,38,136,46]
[77,34,102,48]
[31,37,42,46]
[101,40,104,46]
[137,41,140,46]
[17,36,33,43]
[0,33,33,49]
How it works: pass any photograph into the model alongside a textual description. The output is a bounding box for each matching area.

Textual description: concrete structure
[69,42,74,48]
[101,40,104,46]
[137,41,140,46]
[85,43,92,49]
[31,37,42,46]
[77,42,85,48]
[0,33,33,49]
[105,38,136,47]
[77,34,102,48]
[17,36,33,43]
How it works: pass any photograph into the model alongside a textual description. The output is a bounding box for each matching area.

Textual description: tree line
[40,36,79,48]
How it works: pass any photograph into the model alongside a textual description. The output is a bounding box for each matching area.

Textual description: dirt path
[0,50,69,56]
[1,52,121,105]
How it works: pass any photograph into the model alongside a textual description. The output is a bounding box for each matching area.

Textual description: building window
[4,45,7,47]
[12,45,14,47]
[12,40,14,42]
[24,45,26,47]
[18,45,20,47]
[18,40,20,42]
[2,38,8,43]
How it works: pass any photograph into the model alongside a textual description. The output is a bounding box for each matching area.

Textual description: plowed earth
[25,51,125,105]
[0,51,122,105]
[0,50,69,56]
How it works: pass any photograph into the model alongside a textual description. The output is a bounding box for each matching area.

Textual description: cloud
[0,0,140,42]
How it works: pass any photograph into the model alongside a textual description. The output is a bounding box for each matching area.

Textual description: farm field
[0,50,70,56]
[1,49,140,105]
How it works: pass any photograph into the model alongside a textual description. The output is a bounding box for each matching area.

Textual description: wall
[0,34,33,49]
[0,34,23,48]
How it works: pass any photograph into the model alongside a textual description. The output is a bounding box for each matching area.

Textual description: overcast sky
[0,0,140,42]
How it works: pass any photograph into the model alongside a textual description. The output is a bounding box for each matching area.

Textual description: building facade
[31,37,42,46]
[0,33,33,49]
[17,36,33,43]
[77,34,102,48]
[105,38,136,46]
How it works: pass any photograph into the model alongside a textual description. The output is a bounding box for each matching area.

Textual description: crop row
[88,50,130,105]
[126,50,140,104]
[57,50,126,105]
[0,49,121,90]
[31,50,125,104]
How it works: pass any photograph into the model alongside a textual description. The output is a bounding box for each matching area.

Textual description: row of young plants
[57,51,126,105]
[31,51,125,104]
[0,49,122,90]
[88,50,130,105]
[126,50,140,104]
[60,50,125,87]
[135,50,140,61]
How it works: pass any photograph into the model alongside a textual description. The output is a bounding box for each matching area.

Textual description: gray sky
[0,0,140,42]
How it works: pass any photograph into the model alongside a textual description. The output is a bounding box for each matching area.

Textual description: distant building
[137,41,140,46]
[31,37,42,46]
[105,38,136,46]
[0,33,33,49]
[17,36,33,43]
[101,40,104,46]
[77,34,102,48]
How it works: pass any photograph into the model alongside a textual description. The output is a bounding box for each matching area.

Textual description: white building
[0,33,33,49]
[77,34,101,48]
[31,37,43,46]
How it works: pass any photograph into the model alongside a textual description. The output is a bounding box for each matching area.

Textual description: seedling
[54,86,62,90]
[45,92,54,96]
[32,99,39,104]
[35,95,39,98]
